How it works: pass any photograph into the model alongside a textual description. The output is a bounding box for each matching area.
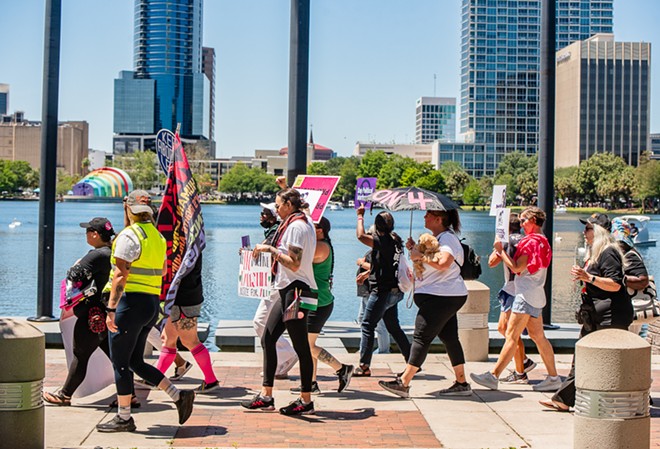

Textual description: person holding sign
[241,188,318,416]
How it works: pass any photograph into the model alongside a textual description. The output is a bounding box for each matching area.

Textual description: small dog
[413,233,440,279]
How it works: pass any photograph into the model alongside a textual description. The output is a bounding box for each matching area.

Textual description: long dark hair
[431,209,461,234]
[374,211,395,235]
[317,216,334,287]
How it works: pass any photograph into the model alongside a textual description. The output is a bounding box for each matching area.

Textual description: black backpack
[455,239,482,280]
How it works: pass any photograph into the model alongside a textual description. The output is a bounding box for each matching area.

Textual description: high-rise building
[113,0,211,151]
[415,97,456,144]
[0,84,8,116]
[459,0,614,177]
[555,35,650,168]
[202,47,216,145]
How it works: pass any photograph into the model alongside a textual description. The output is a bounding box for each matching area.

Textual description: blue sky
[1,0,659,159]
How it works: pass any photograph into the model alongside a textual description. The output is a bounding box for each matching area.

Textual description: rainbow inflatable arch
[72,167,133,197]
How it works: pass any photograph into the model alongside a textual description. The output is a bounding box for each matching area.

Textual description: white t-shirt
[113,229,142,263]
[414,230,468,297]
[273,216,318,290]
[514,266,547,309]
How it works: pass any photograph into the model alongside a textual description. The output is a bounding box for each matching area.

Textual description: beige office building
[353,142,433,163]
[0,116,89,176]
[555,34,650,167]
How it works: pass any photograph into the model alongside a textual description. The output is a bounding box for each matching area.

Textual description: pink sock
[156,346,177,374]
[192,343,217,384]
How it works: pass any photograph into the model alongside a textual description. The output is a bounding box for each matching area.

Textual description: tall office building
[415,97,456,144]
[0,84,8,116]
[457,0,613,177]
[555,35,650,168]
[202,46,216,153]
[113,0,211,151]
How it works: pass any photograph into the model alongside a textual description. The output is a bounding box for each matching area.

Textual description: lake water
[1,201,658,335]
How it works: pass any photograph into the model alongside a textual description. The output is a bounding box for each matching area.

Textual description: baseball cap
[79,217,115,239]
[579,212,611,231]
[125,190,154,215]
[610,217,634,247]
[260,202,278,217]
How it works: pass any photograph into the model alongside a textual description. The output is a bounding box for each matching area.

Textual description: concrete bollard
[0,318,45,449]
[457,280,490,361]
[574,329,651,449]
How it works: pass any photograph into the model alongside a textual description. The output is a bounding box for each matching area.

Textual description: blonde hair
[587,224,625,267]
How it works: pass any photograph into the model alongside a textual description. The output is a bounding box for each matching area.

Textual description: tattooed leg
[317,348,342,371]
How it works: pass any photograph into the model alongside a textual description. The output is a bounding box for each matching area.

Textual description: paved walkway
[42,349,660,449]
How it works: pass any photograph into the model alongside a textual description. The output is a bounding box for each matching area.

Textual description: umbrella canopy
[364,186,460,212]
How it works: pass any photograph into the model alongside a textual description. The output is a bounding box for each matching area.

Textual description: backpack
[455,239,482,280]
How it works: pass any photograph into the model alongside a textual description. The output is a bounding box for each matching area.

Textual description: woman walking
[379,209,471,398]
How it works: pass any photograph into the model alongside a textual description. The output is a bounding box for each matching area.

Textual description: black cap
[579,213,611,231]
[80,217,115,239]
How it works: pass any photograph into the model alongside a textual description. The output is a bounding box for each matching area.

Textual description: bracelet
[591,275,596,283]
[106,307,116,312]
[357,217,364,221]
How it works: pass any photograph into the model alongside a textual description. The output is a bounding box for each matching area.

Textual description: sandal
[109,394,141,409]
[43,389,71,406]
[539,399,569,412]
[353,365,372,377]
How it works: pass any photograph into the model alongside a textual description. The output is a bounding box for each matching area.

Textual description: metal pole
[287,0,310,187]
[29,0,62,322]
[539,0,557,327]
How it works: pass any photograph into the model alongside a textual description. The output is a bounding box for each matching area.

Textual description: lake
[1,201,658,335]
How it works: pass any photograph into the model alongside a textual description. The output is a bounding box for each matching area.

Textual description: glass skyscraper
[416,97,457,144]
[457,0,613,177]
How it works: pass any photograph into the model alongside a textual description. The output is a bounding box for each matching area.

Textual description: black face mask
[260,219,274,229]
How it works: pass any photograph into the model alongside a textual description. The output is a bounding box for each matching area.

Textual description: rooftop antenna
[433,73,437,97]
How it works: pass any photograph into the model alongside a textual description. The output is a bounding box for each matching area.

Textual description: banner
[238,250,272,299]
[292,175,341,223]
[355,177,377,209]
[489,184,507,216]
[157,131,206,319]
[495,207,511,242]
[156,128,175,175]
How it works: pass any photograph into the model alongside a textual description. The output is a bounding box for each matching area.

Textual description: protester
[43,218,115,406]
[356,248,391,354]
[96,190,194,432]
[241,188,318,415]
[354,206,411,377]
[471,207,561,392]
[379,209,470,398]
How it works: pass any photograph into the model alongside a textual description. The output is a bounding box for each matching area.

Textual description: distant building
[0,113,88,176]
[415,97,456,144]
[648,133,660,160]
[87,148,109,171]
[0,84,8,116]
[202,47,216,152]
[555,34,650,167]
[353,142,433,163]
[431,141,487,178]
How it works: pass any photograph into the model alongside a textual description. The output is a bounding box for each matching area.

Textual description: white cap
[260,202,277,217]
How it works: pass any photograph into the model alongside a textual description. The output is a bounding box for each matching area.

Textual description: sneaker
[378,379,410,399]
[279,397,315,416]
[134,378,157,390]
[499,371,529,384]
[337,364,354,393]
[240,394,275,411]
[174,389,195,425]
[290,381,321,395]
[532,375,562,392]
[276,354,299,378]
[522,358,537,373]
[96,415,136,433]
[470,371,499,390]
[195,380,220,393]
[170,361,193,381]
[438,382,473,396]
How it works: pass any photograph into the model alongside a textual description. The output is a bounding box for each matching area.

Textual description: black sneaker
[170,361,193,381]
[240,394,275,411]
[337,364,354,393]
[96,415,136,433]
[378,379,410,399]
[195,380,220,393]
[174,389,195,425]
[289,381,321,395]
[279,397,315,416]
[437,382,473,396]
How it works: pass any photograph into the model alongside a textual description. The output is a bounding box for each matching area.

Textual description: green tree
[0,160,39,192]
[634,156,660,211]
[110,151,162,190]
[462,179,482,205]
[494,152,538,204]
[56,169,81,196]
[307,161,328,175]
[575,152,632,203]
[439,161,470,197]
[554,166,578,201]
[358,150,388,178]
[377,155,418,188]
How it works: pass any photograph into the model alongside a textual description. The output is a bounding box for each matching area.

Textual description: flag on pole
[157,131,206,319]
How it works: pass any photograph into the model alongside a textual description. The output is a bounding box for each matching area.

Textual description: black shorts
[307,302,334,334]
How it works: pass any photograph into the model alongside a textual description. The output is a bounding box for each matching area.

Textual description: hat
[260,202,277,217]
[579,213,611,231]
[611,217,634,247]
[80,217,115,239]
[125,190,153,215]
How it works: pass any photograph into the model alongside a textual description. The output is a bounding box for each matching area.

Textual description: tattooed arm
[106,258,130,333]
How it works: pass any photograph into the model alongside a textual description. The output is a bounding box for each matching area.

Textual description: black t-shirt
[624,249,648,279]
[368,233,399,292]
[175,256,204,307]
[356,250,372,297]
[585,246,632,327]
[69,246,111,316]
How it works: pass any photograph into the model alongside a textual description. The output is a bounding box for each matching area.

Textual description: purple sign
[355,177,377,209]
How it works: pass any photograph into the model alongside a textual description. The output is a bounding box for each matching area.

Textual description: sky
[1,0,660,159]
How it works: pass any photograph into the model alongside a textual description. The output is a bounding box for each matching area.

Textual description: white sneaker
[533,375,562,392]
[470,371,499,390]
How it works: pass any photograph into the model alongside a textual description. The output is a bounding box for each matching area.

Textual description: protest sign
[495,207,511,242]
[292,175,340,223]
[238,250,272,299]
[489,185,507,216]
[355,177,377,209]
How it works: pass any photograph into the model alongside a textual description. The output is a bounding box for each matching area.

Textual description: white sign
[238,250,272,299]
[489,185,507,216]
[495,208,511,243]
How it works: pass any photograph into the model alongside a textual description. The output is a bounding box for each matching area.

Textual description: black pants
[109,293,165,395]
[408,294,468,368]
[61,302,110,397]
[262,280,314,392]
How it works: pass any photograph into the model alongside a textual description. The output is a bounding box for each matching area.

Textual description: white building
[415,97,456,144]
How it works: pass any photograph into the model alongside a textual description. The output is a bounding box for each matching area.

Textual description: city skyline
[2,0,660,160]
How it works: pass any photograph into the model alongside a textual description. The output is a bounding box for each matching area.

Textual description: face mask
[260,219,274,229]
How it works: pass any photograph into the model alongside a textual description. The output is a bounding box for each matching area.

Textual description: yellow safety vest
[104,222,166,296]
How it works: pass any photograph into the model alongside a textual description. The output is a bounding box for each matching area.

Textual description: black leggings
[408,294,467,368]
[61,302,110,397]
[109,293,165,395]
[262,280,314,393]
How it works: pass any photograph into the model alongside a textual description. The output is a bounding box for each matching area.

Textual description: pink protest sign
[292,175,341,223]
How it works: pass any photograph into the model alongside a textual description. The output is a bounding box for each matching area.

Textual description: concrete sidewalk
[43,349,660,449]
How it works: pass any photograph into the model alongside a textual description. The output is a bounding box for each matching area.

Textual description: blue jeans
[359,288,411,366]
[358,296,390,354]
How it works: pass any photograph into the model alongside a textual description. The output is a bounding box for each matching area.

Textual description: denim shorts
[497,290,515,313]
[511,295,542,318]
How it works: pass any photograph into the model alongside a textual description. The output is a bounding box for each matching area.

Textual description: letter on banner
[238,250,272,299]
[495,208,511,242]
